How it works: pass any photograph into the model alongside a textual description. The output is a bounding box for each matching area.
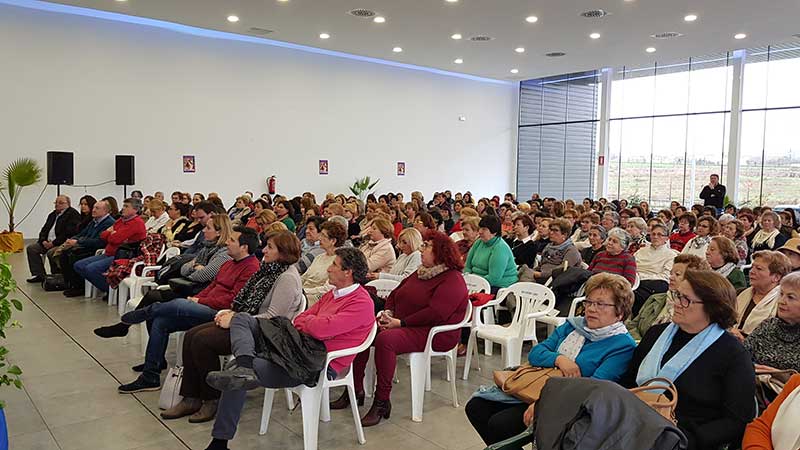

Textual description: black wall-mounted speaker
[46,151,74,185]
[115,155,135,186]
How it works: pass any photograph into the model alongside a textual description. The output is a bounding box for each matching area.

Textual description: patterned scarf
[232,260,290,314]
[715,262,736,278]
[753,228,780,249]
[541,238,575,267]
[688,235,711,250]
[417,264,448,280]
[558,317,629,361]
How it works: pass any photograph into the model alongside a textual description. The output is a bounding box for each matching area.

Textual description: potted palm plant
[349,176,380,202]
[0,253,24,447]
[0,158,43,253]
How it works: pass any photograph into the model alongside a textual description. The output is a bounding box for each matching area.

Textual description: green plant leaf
[10,299,21,311]
[7,366,21,376]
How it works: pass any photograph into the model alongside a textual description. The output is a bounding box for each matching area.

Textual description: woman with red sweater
[670,213,698,252]
[338,231,469,427]
[588,228,638,286]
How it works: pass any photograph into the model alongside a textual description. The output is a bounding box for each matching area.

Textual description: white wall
[0,4,517,238]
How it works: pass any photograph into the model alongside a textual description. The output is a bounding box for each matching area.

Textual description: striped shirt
[588,251,638,285]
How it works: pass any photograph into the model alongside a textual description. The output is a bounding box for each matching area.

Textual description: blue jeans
[73,254,114,292]
[141,298,218,382]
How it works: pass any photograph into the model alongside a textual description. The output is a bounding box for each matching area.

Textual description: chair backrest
[365,279,400,299]
[294,295,308,319]
[500,282,556,339]
[631,273,640,291]
[568,296,585,318]
[163,246,181,261]
[463,273,490,295]
[326,322,378,363]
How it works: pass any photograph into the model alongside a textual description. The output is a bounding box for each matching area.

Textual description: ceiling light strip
[1,0,511,85]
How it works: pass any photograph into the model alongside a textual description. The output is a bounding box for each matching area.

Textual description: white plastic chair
[84,249,106,299]
[365,279,400,299]
[465,283,555,371]
[115,245,179,315]
[363,279,400,398]
[461,274,494,380]
[408,301,472,422]
[260,323,378,450]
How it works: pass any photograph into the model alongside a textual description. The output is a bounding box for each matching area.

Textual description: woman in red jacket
[336,230,469,427]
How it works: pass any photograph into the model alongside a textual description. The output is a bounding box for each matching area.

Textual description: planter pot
[0,231,23,253]
[0,407,7,450]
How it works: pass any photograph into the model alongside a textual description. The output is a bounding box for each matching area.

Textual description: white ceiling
[36,0,800,80]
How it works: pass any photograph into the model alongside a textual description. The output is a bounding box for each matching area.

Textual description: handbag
[168,277,207,297]
[115,242,141,260]
[42,274,65,292]
[628,377,678,424]
[493,365,563,404]
[158,366,184,410]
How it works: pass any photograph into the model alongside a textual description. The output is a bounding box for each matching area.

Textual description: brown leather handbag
[629,377,678,424]
[493,365,564,404]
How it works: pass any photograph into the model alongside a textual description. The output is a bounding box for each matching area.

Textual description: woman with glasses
[632,223,678,315]
[745,271,800,374]
[681,215,719,258]
[732,250,792,341]
[529,218,582,283]
[752,211,788,253]
[620,270,755,450]
[466,273,635,448]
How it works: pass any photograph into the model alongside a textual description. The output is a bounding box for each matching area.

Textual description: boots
[360,399,391,427]
[329,389,364,410]
[160,397,202,419]
[188,399,218,423]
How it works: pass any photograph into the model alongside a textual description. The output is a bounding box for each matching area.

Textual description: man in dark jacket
[60,200,115,295]
[26,195,81,283]
[699,174,726,212]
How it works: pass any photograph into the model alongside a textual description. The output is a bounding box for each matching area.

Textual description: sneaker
[206,367,261,392]
[26,275,44,283]
[121,308,148,325]
[63,288,84,297]
[93,323,131,338]
[118,376,160,394]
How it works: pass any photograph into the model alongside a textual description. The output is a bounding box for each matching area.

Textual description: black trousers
[633,279,669,316]
[465,397,529,449]
[60,246,97,290]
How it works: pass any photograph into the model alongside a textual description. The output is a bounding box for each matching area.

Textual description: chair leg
[260,389,276,435]
[84,280,92,298]
[503,340,522,369]
[347,381,366,444]
[117,283,130,315]
[409,353,428,422]
[299,387,322,450]
[364,347,375,398]
[320,386,331,422]
[447,351,458,408]
[175,332,185,367]
[285,390,295,410]
[462,330,476,380]
[108,287,116,306]
[484,308,495,356]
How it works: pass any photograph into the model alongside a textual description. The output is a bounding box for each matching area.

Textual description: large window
[517,71,599,200]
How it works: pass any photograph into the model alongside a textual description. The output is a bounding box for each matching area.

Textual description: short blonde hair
[264,222,288,233]
[370,217,394,239]
[584,273,633,320]
[461,216,481,232]
[210,215,233,247]
[752,250,792,277]
[256,209,277,225]
[398,228,423,252]
[148,199,166,213]
[460,207,479,218]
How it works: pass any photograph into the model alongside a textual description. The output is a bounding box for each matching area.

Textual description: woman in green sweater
[625,254,709,340]
[274,200,296,233]
[707,236,747,292]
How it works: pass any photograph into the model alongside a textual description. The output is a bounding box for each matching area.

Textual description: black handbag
[168,277,207,297]
[156,254,194,284]
[42,274,65,291]
[115,242,141,260]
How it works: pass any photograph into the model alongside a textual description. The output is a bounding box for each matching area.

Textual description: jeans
[139,298,218,382]
[73,253,114,292]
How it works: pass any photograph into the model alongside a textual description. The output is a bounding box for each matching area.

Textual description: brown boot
[160,397,202,420]
[330,389,364,410]
[188,399,218,423]
[360,399,391,427]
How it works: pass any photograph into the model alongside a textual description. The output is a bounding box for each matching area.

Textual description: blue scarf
[635,322,724,386]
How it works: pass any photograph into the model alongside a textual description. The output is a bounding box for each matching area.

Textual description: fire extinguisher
[267,175,276,195]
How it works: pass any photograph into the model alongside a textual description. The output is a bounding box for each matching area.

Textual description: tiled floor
[4,251,519,450]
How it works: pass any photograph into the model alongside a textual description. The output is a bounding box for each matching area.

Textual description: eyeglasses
[671,290,704,308]
[583,299,617,310]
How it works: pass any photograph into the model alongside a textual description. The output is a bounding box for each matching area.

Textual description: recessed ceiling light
[319,33,330,39]
[515,47,525,53]
[115,0,127,2]
[510,69,519,74]
[646,47,656,53]
[684,14,698,22]
[451,33,462,40]
[454,58,463,64]
[525,16,538,23]
[392,47,403,53]
[277,0,289,2]
[373,16,385,23]
[227,15,239,23]
[445,0,458,3]
[734,33,747,40]
[590,32,601,39]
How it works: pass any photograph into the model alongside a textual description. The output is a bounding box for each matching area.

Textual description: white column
[595,67,614,199]
[726,50,746,205]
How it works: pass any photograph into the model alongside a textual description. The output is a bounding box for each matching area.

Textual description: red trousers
[353,326,459,401]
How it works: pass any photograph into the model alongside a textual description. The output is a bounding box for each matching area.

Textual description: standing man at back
[700,174,726,214]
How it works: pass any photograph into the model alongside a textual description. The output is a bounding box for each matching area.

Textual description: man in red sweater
[115,227,261,393]
[70,198,147,296]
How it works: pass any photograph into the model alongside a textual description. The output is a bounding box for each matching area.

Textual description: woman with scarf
[626,254,709,341]
[160,231,304,423]
[722,218,749,266]
[358,217,396,273]
[620,270,755,450]
[632,223,678,315]
[681,215,719,258]
[745,272,800,373]
[588,228,638,286]
[752,211,788,253]
[706,236,747,291]
[570,212,599,251]
[732,250,792,341]
[625,217,649,254]
[530,218,582,284]
[466,273,636,448]
[580,225,607,265]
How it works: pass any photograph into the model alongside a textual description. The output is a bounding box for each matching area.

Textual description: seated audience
[180,202,217,253]
[531,218,582,283]
[464,215,518,293]
[203,247,374,449]
[144,199,169,233]
[115,226,261,393]
[619,270,756,450]
[74,198,147,295]
[296,215,326,274]
[159,230,304,422]
[571,212,599,250]
[455,216,480,263]
[777,238,800,272]
[669,213,697,252]
[368,227,422,282]
[162,202,192,243]
[466,273,636,448]
[505,213,537,267]
[681,215,718,258]
[580,225,607,265]
[359,217,396,273]
[744,271,800,372]
[733,250,792,339]
[227,195,252,225]
[625,217,649,254]
[76,195,97,233]
[706,236,747,291]
[722,218,749,266]
[632,223,677,314]
[752,211,788,253]
[26,195,81,283]
[742,374,800,450]
[600,211,619,231]
[779,210,799,240]
[588,228,637,286]
[179,215,236,288]
[626,254,709,340]
[60,200,116,295]
[301,220,348,306]
[274,200,296,232]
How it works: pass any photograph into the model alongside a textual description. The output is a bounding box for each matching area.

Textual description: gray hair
[650,223,669,237]
[590,225,608,241]
[335,247,369,285]
[124,197,143,213]
[603,211,620,225]
[328,215,349,230]
[607,227,631,249]
[627,217,647,232]
[780,271,800,293]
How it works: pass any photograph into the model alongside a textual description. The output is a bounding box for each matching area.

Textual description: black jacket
[535,377,687,450]
[699,184,726,208]
[256,316,327,386]
[38,207,81,246]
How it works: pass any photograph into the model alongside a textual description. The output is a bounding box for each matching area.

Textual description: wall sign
[318,159,329,175]
[397,161,406,176]
[182,155,196,173]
